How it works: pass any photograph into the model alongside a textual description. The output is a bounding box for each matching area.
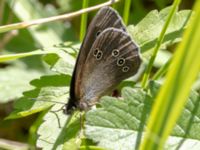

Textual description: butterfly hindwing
[79,28,141,108]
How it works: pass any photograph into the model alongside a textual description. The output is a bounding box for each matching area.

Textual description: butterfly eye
[122,66,129,72]
[96,51,103,60]
[96,30,101,37]
[112,49,119,57]
[117,58,125,66]
[93,48,99,56]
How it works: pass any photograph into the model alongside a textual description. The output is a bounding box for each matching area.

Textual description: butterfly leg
[49,110,62,128]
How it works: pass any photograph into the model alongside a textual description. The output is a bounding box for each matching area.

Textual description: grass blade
[141,0,181,88]
[0,50,54,62]
[123,0,131,25]
[140,0,200,149]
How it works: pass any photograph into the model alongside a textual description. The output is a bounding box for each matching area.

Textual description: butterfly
[65,6,141,114]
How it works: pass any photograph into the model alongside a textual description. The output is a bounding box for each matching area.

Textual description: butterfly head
[64,97,95,114]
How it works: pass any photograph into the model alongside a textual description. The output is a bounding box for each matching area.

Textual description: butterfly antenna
[50,111,62,128]
[29,98,66,105]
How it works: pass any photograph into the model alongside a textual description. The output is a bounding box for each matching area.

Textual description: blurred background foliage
[0,0,195,149]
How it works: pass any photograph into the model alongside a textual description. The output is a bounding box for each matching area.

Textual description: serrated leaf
[5,72,82,149]
[128,7,192,53]
[37,111,81,150]
[149,81,200,140]
[85,88,149,150]
[6,74,70,119]
[85,85,200,150]
[0,64,42,103]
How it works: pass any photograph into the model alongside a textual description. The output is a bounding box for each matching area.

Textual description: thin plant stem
[80,0,89,41]
[0,50,55,62]
[123,0,131,25]
[0,0,119,34]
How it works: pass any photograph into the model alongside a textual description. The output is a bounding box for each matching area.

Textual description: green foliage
[43,42,79,75]
[0,63,42,103]
[149,82,200,140]
[37,111,81,150]
[86,83,200,150]
[0,43,77,106]
[6,74,70,119]
[140,0,200,149]
[6,0,61,45]
[85,88,149,150]
[128,7,192,53]
[0,1,199,150]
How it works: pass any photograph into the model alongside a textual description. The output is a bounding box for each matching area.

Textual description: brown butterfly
[65,6,141,114]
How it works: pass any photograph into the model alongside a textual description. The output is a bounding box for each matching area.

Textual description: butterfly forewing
[79,28,141,108]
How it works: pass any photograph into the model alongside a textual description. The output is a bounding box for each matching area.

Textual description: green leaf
[1,42,78,75]
[128,7,192,53]
[80,146,106,150]
[43,42,78,75]
[80,138,105,150]
[6,74,70,119]
[149,81,200,140]
[85,88,149,150]
[0,63,42,103]
[85,84,200,149]
[153,50,172,68]
[5,72,83,149]
[37,111,81,150]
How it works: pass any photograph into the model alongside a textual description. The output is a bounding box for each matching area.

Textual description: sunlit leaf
[6,74,70,119]
[128,7,192,53]
[0,64,42,103]
[85,84,200,149]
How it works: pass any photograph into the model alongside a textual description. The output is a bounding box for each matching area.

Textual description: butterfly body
[65,7,141,114]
